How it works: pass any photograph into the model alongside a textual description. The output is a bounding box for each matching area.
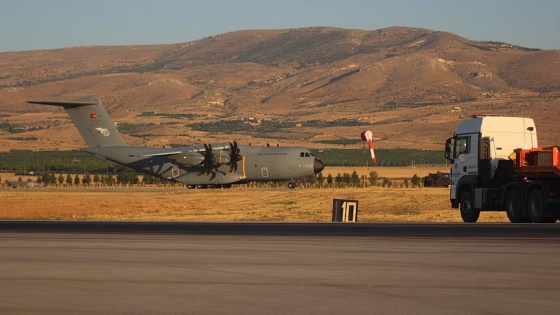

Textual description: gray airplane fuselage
[28,96,324,188]
[88,144,323,186]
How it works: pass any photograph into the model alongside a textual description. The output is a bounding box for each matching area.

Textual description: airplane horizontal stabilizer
[28,100,98,108]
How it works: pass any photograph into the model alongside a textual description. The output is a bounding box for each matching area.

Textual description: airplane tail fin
[28,96,127,148]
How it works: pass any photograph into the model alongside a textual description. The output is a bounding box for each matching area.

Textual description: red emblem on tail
[90,113,97,119]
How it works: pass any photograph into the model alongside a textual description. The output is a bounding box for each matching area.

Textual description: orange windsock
[360,130,376,165]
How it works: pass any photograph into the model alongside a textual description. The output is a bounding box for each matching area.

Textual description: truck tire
[460,190,480,223]
[527,189,556,223]
[505,189,527,223]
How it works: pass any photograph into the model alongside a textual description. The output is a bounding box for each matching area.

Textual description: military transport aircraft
[28,96,324,188]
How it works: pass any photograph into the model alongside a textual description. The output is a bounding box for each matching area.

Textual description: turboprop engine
[169,151,207,167]
[168,142,241,174]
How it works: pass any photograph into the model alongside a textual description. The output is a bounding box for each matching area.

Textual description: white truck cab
[445,116,538,222]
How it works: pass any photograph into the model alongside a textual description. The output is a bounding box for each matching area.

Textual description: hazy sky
[1,0,559,52]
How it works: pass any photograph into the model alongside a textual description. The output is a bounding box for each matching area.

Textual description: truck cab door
[450,133,479,199]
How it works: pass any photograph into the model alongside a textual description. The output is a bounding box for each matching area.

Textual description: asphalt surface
[1,222,559,314]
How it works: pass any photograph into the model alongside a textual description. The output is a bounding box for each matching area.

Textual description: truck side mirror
[445,138,453,160]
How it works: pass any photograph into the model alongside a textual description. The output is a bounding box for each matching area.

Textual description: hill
[1,26,559,152]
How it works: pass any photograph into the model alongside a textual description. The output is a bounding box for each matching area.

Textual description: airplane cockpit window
[305,153,310,157]
[300,152,305,157]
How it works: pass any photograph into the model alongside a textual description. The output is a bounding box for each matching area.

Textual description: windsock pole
[361,130,376,188]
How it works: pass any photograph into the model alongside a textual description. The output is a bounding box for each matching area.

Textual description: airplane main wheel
[460,190,479,223]
[186,185,196,189]
[287,182,296,189]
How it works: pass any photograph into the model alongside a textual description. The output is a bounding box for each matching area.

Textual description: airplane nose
[314,158,325,174]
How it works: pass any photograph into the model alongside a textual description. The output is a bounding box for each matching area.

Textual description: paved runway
[1,222,559,314]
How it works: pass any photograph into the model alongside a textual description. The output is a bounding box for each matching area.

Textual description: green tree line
[313,148,445,167]
[29,170,175,187]
[7,170,427,189]
[250,171,425,189]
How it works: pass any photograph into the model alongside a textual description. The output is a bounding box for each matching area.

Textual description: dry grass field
[0,166,509,223]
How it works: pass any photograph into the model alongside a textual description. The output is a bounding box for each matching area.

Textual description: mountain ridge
[1,26,559,152]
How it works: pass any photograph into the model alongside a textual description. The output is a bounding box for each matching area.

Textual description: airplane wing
[132,144,233,169]
[134,150,184,158]
[134,144,230,158]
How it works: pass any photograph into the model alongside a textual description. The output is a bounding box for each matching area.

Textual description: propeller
[228,141,242,173]
[198,143,220,175]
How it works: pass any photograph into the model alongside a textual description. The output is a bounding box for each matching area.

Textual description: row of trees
[299,171,423,188]
[3,171,424,189]
[37,172,136,187]
[26,169,150,187]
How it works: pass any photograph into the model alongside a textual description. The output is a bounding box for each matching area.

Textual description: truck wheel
[505,189,526,223]
[460,190,480,223]
[527,189,556,223]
